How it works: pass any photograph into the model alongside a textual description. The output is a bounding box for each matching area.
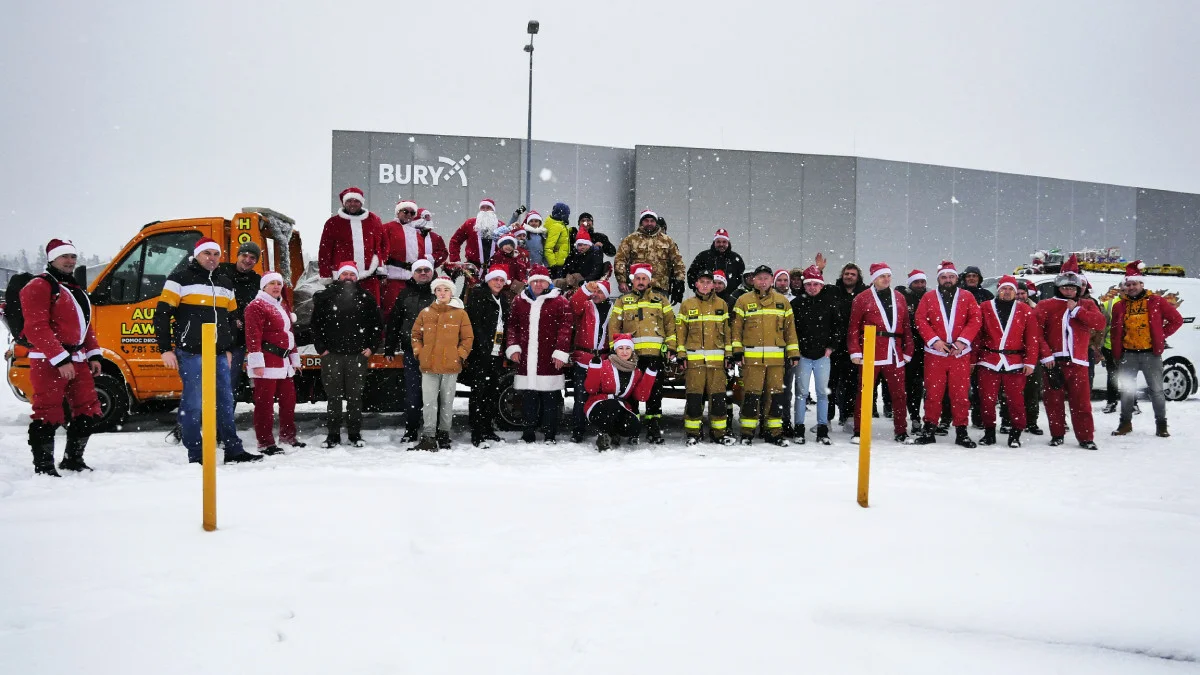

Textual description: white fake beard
[475,210,500,236]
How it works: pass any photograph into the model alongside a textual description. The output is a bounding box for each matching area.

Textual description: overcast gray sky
[2,0,1197,259]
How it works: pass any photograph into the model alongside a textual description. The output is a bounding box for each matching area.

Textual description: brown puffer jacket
[412,299,474,374]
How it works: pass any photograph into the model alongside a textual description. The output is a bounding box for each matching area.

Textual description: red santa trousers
[977,368,1027,430]
[854,364,907,436]
[252,377,297,448]
[923,355,972,427]
[381,280,405,324]
[1042,364,1094,442]
[30,359,102,425]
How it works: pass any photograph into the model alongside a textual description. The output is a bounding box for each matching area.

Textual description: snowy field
[2,382,1199,673]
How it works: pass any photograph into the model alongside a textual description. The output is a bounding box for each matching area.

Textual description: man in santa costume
[973,275,1041,448]
[448,197,502,276]
[914,261,982,447]
[18,238,104,476]
[506,265,573,443]
[244,271,305,456]
[319,187,388,304]
[848,262,913,443]
[382,199,447,322]
[1033,255,1107,449]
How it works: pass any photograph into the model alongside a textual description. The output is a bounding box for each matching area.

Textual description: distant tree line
[0,250,106,273]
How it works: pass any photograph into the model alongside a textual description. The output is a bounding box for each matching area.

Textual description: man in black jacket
[217,241,262,396]
[899,269,929,432]
[790,265,839,444]
[313,262,383,448]
[816,257,867,428]
[568,213,617,258]
[959,264,993,427]
[464,265,512,448]
[384,258,436,442]
[558,229,606,289]
[687,228,746,292]
[155,237,262,464]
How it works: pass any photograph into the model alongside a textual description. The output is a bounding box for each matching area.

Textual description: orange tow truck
[4,208,412,431]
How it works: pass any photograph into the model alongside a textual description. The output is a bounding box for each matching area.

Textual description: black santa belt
[876,331,902,338]
[263,343,293,358]
[982,348,1025,355]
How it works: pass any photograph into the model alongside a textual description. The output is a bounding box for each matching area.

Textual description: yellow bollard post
[202,323,217,531]
[857,325,876,508]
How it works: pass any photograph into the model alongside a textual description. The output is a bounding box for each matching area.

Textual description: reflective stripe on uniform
[741,418,759,429]
[736,307,790,318]
[745,346,786,360]
[686,349,725,362]
[683,419,702,430]
[678,315,727,323]
[711,418,728,430]
[766,418,783,429]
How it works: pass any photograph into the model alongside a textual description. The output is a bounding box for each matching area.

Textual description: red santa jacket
[915,287,982,359]
[973,299,1041,371]
[583,359,657,418]
[1110,293,1184,361]
[318,209,388,280]
[1034,296,1106,366]
[244,291,301,379]
[18,273,101,365]
[848,286,913,367]
[505,287,572,391]
[570,285,612,367]
[383,220,448,280]
[448,218,495,268]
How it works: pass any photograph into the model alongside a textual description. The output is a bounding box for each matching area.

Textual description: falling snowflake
[539,168,553,181]
[951,196,960,204]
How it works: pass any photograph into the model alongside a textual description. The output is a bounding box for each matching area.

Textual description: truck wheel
[495,372,535,431]
[92,372,131,433]
[1162,361,1194,402]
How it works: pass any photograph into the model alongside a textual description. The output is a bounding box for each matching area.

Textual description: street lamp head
[527,20,539,35]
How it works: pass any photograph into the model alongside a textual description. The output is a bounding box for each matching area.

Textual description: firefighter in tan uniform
[677,267,734,446]
[732,265,800,446]
[607,262,677,443]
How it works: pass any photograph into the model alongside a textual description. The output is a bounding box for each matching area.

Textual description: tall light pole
[524,20,539,210]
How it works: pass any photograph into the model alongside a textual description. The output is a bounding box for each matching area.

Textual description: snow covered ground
[2,382,1198,673]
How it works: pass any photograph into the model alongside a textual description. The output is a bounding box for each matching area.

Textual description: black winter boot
[815,424,831,445]
[955,426,977,448]
[645,418,665,445]
[935,418,951,436]
[1007,429,1023,448]
[59,416,96,472]
[1156,419,1170,438]
[913,422,937,445]
[400,427,420,444]
[978,427,997,446]
[324,413,342,448]
[29,420,60,477]
[794,424,806,445]
[436,431,451,450]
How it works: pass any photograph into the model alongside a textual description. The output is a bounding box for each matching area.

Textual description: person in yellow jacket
[677,268,734,446]
[607,262,677,443]
[1099,293,1121,414]
[732,265,800,446]
[544,202,572,277]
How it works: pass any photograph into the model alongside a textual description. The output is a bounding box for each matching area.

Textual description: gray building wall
[332,132,1196,280]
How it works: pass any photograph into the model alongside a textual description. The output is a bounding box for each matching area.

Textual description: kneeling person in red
[19,238,104,476]
[914,261,982,447]
[974,275,1040,448]
[245,272,305,455]
[584,334,657,451]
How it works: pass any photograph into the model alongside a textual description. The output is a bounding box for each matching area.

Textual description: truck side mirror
[74,265,88,288]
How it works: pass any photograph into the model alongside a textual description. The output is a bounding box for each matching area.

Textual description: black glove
[591,353,603,365]
[787,357,800,368]
[732,352,744,365]
[669,279,684,305]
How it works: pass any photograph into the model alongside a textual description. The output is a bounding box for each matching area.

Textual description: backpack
[3,272,60,347]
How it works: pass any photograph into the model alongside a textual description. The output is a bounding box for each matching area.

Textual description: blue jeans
[228,347,246,399]
[794,356,831,426]
[403,352,423,430]
[179,350,246,461]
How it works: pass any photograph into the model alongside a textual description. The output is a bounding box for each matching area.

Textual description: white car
[983,272,1199,401]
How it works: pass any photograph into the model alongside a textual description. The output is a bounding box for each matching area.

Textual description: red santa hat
[528,264,552,284]
[575,228,593,247]
[430,276,455,294]
[774,269,790,283]
[479,197,496,212]
[592,280,612,298]
[193,237,221,257]
[336,261,359,279]
[907,269,927,285]
[1025,280,1039,297]
[612,333,635,351]
[869,262,892,282]
[259,271,284,289]
[340,187,365,205]
[997,275,1019,291]
[629,262,653,281]
[936,260,957,279]
[638,209,659,223]
[713,228,731,242]
[394,198,418,215]
[802,265,824,284]
[1125,260,1146,282]
[484,265,509,283]
[411,258,434,273]
[45,238,78,261]
[1060,254,1081,274]
[523,210,543,225]
[712,269,728,285]
[496,233,518,249]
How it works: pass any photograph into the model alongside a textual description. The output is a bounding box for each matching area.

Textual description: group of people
[15,188,1184,474]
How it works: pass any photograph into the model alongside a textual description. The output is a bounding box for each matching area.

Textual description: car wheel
[1162,362,1194,402]
[92,372,131,432]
